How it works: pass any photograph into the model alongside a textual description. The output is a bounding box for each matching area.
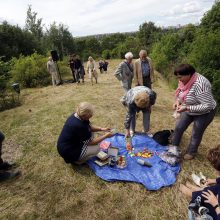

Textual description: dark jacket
[57,114,92,163]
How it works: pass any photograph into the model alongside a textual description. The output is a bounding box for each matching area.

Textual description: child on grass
[180,145,220,220]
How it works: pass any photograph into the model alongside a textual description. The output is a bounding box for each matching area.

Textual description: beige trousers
[51,71,60,86]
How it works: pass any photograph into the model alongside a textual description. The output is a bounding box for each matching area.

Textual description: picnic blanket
[87,133,180,190]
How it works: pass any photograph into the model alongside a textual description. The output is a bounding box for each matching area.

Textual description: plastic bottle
[137,159,152,167]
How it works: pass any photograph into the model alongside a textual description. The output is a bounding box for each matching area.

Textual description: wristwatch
[213,204,219,210]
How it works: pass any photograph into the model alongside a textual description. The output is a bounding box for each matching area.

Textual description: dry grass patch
[0,59,219,220]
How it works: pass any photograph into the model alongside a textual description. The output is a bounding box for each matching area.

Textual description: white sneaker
[130,130,134,137]
[147,133,153,138]
[199,172,206,181]
[192,172,207,187]
[192,173,201,187]
[142,130,153,138]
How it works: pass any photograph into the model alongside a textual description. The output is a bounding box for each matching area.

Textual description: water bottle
[137,159,152,167]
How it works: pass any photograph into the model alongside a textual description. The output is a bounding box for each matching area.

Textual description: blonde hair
[76,102,94,118]
[88,56,93,61]
[134,92,150,108]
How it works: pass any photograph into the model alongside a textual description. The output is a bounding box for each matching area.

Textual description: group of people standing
[56,48,217,165]
[47,54,109,86]
[114,50,217,162]
[114,50,155,138]
[68,54,85,84]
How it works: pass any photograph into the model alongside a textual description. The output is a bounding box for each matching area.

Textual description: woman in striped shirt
[172,64,216,160]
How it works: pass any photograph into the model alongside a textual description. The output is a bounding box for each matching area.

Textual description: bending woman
[172,64,216,160]
[57,102,113,164]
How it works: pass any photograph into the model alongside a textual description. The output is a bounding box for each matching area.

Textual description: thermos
[137,159,152,167]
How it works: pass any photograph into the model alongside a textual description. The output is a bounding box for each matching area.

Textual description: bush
[0,58,12,92]
[102,50,111,59]
[10,53,50,88]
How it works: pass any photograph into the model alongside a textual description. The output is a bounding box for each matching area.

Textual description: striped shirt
[183,74,216,115]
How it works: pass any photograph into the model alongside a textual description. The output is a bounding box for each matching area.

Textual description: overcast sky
[0,0,215,37]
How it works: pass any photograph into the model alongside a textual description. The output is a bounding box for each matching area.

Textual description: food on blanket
[126,143,132,151]
[99,141,111,150]
[108,147,119,157]
[134,148,153,158]
[117,156,126,169]
[109,156,117,167]
[94,159,109,167]
[137,159,152,167]
[97,151,109,161]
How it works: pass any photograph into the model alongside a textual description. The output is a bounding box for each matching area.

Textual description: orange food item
[126,143,131,151]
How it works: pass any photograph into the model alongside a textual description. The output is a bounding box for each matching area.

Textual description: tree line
[0,2,219,112]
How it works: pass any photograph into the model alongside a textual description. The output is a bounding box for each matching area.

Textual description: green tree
[187,32,220,83]
[138,21,161,51]
[200,1,220,32]
[100,33,126,50]
[85,37,101,55]
[0,58,11,92]
[25,5,43,39]
[102,49,111,59]
[0,21,40,60]
[46,23,75,60]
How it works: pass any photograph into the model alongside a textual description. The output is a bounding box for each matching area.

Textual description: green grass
[0,59,219,220]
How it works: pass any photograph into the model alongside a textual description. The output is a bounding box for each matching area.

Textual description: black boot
[0,170,21,182]
[0,161,15,170]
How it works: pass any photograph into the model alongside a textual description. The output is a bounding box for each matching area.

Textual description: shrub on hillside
[10,53,50,88]
[0,58,11,92]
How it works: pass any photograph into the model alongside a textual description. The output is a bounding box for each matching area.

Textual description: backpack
[153,130,173,146]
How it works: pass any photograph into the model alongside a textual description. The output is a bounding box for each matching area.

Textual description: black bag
[153,130,173,146]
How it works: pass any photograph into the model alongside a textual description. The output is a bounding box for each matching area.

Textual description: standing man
[114,52,134,93]
[134,50,154,89]
[103,60,109,73]
[68,54,77,83]
[75,55,83,83]
[47,57,60,86]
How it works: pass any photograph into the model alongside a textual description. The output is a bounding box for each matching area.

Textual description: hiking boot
[0,162,15,170]
[184,153,194,160]
[0,170,21,182]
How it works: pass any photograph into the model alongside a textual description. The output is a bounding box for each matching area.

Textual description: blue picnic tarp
[87,133,180,190]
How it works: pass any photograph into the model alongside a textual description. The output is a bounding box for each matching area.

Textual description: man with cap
[122,86,157,137]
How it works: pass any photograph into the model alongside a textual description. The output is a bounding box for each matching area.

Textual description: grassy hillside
[0,60,219,220]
